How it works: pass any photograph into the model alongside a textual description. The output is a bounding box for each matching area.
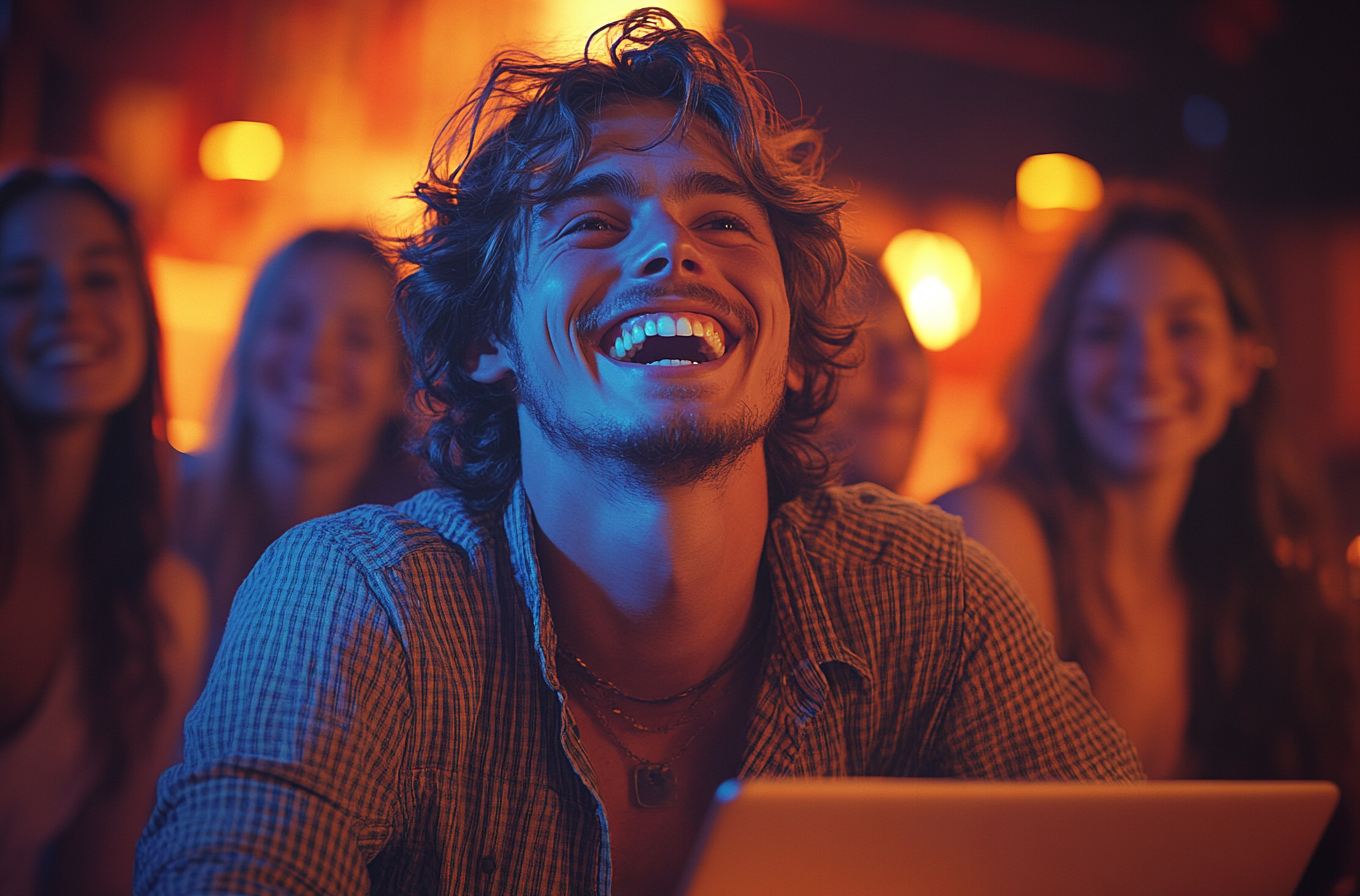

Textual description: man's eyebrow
[672,170,760,206]
[537,171,643,218]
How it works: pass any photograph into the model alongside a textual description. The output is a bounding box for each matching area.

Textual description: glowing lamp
[1015,153,1103,212]
[167,419,208,454]
[199,121,284,181]
[536,0,724,44]
[879,230,980,352]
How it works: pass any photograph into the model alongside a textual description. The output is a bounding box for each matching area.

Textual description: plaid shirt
[137,482,1142,895]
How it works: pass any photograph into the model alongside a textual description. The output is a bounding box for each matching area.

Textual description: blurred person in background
[0,165,207,896]
[175,229,425,665]
[938,183,1360,895]
[819,260,929,491]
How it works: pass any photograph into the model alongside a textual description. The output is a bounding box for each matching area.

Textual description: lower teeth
[647,359,697,366]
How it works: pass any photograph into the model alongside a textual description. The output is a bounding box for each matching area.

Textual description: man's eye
[566,215,619,234]
[699,215,752,234]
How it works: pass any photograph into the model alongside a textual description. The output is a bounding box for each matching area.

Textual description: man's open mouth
[603,311,728,366]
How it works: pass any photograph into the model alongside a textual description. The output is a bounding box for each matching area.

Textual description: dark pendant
[632,763,677,808]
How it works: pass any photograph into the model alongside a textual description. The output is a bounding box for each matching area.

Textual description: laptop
[678,778,1338,896]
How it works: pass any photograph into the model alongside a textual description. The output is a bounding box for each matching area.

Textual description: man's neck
[520,425,771,699]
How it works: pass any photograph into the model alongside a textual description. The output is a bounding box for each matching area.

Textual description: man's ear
[786,359,805,392]
[465,337,515,384]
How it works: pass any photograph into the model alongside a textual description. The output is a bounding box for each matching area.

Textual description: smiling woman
[173,230,426,666]
[937,182,1360,895]
[0,165,207,896]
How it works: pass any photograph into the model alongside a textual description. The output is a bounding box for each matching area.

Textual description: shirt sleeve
[928,537,1145,782]
[135,522,413,895]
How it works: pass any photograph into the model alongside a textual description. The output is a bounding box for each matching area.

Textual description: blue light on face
[1183,94,1229,149]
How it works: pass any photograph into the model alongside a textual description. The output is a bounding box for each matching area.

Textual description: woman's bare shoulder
[934,480,1059,633]
[937,479,1030,520]
[935,480,1048,548]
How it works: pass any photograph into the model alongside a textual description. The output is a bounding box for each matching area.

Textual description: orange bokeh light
[1016,152,1103,211]
[149,254,251,452]
[199,121,284,182]
[879,229,980,352]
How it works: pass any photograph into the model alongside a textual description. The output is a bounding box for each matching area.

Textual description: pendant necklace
[556,577,772,808]
[558,621,760,705]
[572,668,742,808]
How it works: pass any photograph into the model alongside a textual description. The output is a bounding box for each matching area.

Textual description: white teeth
[605,311,728,363]
[648,358,696,366]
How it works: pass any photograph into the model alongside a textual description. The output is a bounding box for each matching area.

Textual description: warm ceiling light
[1015,153,1103,211]
[879,229,980,352]
[535,0,725,44]
[199,121,284,181]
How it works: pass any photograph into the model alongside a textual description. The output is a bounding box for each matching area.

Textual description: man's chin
[604,414,768,487]
[528,402,778,489]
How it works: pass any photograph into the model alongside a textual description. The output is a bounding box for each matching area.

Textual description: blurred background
[3,0,1356,536]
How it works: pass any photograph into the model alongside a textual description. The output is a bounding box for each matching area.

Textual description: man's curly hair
[396,7,855,513]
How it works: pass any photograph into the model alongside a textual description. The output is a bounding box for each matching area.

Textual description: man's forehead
[535,103,754,210]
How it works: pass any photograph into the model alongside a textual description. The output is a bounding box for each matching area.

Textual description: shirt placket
[504,485,612,896]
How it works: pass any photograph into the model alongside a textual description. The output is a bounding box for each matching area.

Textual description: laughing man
[137,11,1141,896]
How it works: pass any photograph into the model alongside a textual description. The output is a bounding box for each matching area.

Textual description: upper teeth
[608,312,726,363]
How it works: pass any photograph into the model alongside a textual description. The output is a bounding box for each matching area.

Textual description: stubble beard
[511,348,785,490]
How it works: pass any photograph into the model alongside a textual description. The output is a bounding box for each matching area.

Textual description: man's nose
[632,213,702,278]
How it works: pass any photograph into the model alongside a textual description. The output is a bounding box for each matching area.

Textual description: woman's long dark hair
[998,182,1359,892]
[0,164,169,790]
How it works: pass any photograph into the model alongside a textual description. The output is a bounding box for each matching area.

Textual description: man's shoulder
[273,487,499,571]
[775,483,967,577]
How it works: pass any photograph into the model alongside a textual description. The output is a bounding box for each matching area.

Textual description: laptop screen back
[679,778,1338,896]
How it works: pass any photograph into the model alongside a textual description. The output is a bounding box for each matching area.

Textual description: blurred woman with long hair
[939,183,1359,894]
[0,165,207,895]
[176,229,424,664]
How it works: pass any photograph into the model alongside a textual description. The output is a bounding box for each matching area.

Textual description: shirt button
[478,855,497,874]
